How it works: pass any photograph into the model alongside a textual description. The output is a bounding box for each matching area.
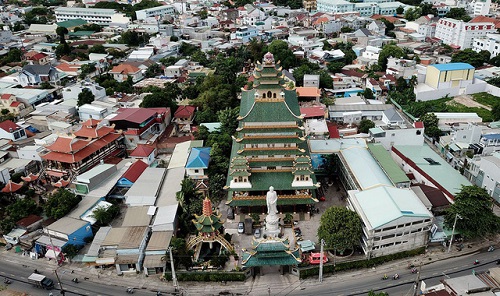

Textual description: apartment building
[434,17,495,49]
[473,34,500,57]
[55,7,129,26]
[135,5,176,21]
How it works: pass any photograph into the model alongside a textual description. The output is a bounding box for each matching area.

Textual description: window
[268,166,276,170]
[416,130,421,135]
[194,169,199,173]
[238,176,243,182]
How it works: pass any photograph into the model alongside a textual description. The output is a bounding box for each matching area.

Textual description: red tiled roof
[296,87,321,97]
[16,214,42,228]
[53,179,70,188]
[45,137,88,154]
[327,122,340,139]
[56,63,81,72]
[1,94,12,100]
[412,184,450,208]
[109,63,141,75]
[414,121,424,128]
[31,53,47,61]
[21,173,39,182]
[111,108,158,124]
[300,106,325,118]
[130,144,155,157]
[42,133,122,163]
[341,69,365,78]
[121,160,148,183]
[174,105,196,118]
[2,180,23,193]
[469,16,500,28]
[74,124,114,139]
[10,101,21,107]
[0,120,21,132]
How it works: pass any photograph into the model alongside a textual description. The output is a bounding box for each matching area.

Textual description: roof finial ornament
[263,52,274,65]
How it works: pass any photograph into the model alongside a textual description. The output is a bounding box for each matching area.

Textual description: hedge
[164,271,246,282]
[299,247,425,279]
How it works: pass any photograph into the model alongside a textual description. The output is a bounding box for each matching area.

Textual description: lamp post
[448,213,462,253]
[319,239,325,283]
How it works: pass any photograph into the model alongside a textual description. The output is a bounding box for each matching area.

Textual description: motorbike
[381,275,388,280]
[126,288,135,294]
[474,260,480,265]
[393,274,400,280]
[4,278,11,284]
[411,268,418,274]
[72,278,79,283]
[496,259,500,265]
[33,269,39,274]
[488,246,495,252]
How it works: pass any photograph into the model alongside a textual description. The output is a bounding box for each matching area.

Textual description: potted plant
[250,213,261,227]
[283,213,293,227]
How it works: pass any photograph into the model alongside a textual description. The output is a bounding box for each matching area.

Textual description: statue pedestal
[264,214,281,238]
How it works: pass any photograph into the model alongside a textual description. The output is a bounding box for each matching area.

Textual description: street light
[448,213,462,253]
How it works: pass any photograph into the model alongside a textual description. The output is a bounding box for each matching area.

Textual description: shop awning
[45,249,61,259]
[96,257,115,265]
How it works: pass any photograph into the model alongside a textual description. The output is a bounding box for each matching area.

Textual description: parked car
[237,222,245,234]
[254,228,261,238]
[307,252,328,265]
[227,207,234,220]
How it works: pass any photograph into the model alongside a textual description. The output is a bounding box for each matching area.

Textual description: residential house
[404,15,438,39]
[367,20,386,35]
[185,147,210,180]
[125,167,166,206]
[0,120,27,142]
[304,74,320,87]
[473,34,500,58]
[109,107,171,150]
[347,185,433,258]
[73,164,118,195]
[0,94,25,116]
[466,152,500,202]
[109,63,143,83]
[129,145,156,165]
[369,121,425,150]
[40,119,125,178]
[24,51,50,65]
[172,105,195,135]
[18,65,59,87]
[62,81,106,101]
[231,26,259,43]
[115,160,148,188]
[78,104,109,121]
[296,87,321,103]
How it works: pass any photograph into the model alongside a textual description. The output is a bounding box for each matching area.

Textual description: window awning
[45,249,61,259]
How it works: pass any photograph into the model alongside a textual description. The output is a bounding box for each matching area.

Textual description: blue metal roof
[482,134,500,140]
[431,63,474,71]
[185,147,211,169]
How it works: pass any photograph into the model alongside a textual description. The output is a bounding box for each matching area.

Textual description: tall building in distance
[225,52,319,213]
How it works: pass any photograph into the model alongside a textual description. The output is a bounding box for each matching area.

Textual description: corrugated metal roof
[156,167,183,207]
[430,63,474,71]
[146,231,172,251]
[352,186,433,230]
[121,206,151,227]
[125,167,166,206]
[186,147,211,169]
[46,217,89,235]
[340,147,393,190]
[367,143,410,185]
[86,226,111,257]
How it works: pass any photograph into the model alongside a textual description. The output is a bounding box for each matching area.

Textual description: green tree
[404,6,422,21]
[362,88,374,100]
[160,56,180,67]
[492,102,500,121]
[378,44,405,70]
[90,204,119,226]
[217,107,239,135]
[340,26,353,33]
[420,3,437,16]
[121,30,149,47]
[451,49,489,68]
[44,189,82,219]
[89,44,106,54]
[140,83,180,111]
[367,291,388,296]
[2,48,22,63]
[445,7,471,21]
[246,38,265,62]
[176,177,203,216]
[419,113,441,138]
[358,119,375,133]
[77,88,95,106]
[62,244,82,259]
[333,42,357,65]
[292,62,320,86]
[191,50,210,66]
[396,6,404,14]
[445,185,500,239]
[40,81,54,89]
[198,9,208,19]
[179,43,199,56]
[55,43,71,58]
[145,63,161,78]
[317,206,362,254]
[56,26,68,44]
[79,63,96,79]
[265,40,298,69]
[194,125,210,142]
[327,61,345,74]
[168,237,193,270]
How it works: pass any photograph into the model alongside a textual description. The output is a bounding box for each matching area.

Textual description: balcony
[232,193,312,201]
[250,168,293,173]
[248,157,294,162]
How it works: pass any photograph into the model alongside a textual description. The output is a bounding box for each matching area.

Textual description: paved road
[281,248,499,296]
[0,259,158,296]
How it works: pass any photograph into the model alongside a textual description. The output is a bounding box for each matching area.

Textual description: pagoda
[187,197,233,261]
[242,237,301,269]
[225,52,319,213]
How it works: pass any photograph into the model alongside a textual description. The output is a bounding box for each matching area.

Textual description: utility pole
[448,213,462,253]
[319,239,324,283]
[168,247,178,292]
[413,261,422,296]
[47,230,65,295]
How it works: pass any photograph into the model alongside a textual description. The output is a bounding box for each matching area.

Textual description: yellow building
[0,94,25,115]
[303,0,316,11]
[424,63,475,90]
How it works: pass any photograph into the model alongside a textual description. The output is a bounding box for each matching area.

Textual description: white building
[348,185,433,258]
[135,5,176,21]
[434,17,496,49]
[317,0,355,14]
[55,7,130,26]
[369,122,425,150]
[467,153,500,201]
[469,0,491,16]
[78,104,109,121]
[17,145,43,161]
[473,34,500,57]
[62,81,106,101]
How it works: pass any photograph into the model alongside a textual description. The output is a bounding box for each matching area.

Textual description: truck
[28,273,54,289]
[244,218,253,235]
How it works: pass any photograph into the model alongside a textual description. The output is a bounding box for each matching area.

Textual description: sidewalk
[1,236,497,296]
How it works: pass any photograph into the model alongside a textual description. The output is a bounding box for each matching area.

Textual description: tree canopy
[90,204,119,226]
[419,113,441,138]
[265,40,298,69]
[44,189,82,220]
[451,49,490,68]
[378,44,405,70]
[77,88,95,106]
[317,206,363,254]
[139,83,180,111]
[445,7,471,22]
[0,198,41,233]
[445,185,500,239]
[358,119,375,133]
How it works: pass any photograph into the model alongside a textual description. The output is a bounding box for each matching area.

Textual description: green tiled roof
[68,31,94,37]
[252,237,290,251]
[235,172,317,191]
[249,161,293,167]
[242,237,301,267]
[228,196,317,206]
[237,137,304,144]
[192,213,223,233]
[243,101,300,122]
[56,18,88,28]
[367,143,410,185]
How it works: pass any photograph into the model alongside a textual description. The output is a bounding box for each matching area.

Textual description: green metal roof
[68,31,94,37]
[56,18,88,28]
[367,143,410,185]
[393,145,471,197]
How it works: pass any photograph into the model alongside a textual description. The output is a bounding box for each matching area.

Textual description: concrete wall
[415,87,459,101]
